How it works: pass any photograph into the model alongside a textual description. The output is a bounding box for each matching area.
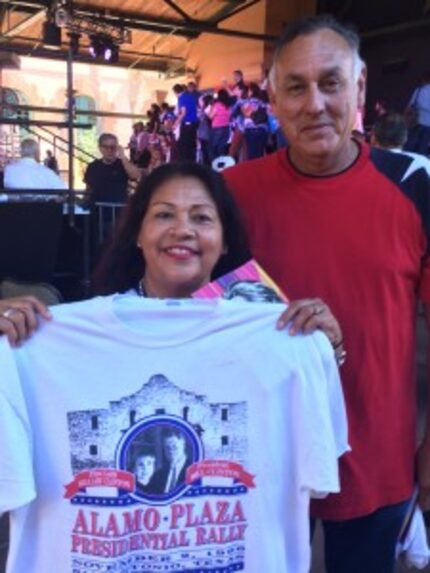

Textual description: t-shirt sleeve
[0,339,35,513]
[292,331,349,498]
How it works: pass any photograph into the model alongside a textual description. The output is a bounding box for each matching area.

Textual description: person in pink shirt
[208,89,232,160]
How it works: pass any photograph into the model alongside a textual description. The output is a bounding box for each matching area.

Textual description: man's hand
[117,145,142,181]
[117,144,126,161]
[0,296,52,347]
[417,440,430,510]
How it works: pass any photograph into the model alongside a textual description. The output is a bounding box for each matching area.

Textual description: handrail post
[66,42,75,226]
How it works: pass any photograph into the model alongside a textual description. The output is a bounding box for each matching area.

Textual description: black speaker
[43,21,62,48]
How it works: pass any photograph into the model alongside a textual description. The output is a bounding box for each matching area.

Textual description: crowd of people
[125,69,286,175]
[1,12,430,573]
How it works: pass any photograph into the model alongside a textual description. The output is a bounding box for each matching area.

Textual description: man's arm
[417,302,430,509]
[117,145,142,181]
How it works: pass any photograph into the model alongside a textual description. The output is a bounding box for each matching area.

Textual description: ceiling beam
[5,0,276,41]
[1,9,45,37]
[0,41,185,73]
[210,0,260,25]
[162,0,193,22]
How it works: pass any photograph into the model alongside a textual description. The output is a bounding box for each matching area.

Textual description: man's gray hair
[20,138,39,158]
[269,14,364,90]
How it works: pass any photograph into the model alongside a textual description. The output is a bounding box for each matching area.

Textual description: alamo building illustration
[67,374,247,473]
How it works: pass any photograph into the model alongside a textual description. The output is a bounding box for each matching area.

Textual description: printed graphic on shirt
[65,373,254,572]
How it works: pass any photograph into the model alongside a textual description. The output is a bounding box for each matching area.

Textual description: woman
[208,89,231,160]
[92,162,342,350]
[0,163,347,573]
[133,446,157,493]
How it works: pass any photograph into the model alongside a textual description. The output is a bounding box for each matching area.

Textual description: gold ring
[1,308,15,319]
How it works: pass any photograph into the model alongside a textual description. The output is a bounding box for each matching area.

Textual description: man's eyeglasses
[101,144,117,150]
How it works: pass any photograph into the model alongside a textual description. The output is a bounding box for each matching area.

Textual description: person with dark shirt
[43,150,59,174]
[84,133,141,248]
[148,429,192,495]
[173,82,200,161]
[84,133,141,206]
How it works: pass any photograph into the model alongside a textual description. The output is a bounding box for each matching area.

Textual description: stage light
[88,36,119,63]
[89,35,105,58]
[43,21,62,49]
[104,42,119,63]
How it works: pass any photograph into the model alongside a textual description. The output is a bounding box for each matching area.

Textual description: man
[4,138,66,190]
[84,133,141,247]
[224,14,430,573]
[150,429,191,494]
[84,132,141,206]
[371,111,430,178]
[173,82,199,162]
[43,149,59,174]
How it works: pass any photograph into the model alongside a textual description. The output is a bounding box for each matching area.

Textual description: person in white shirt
[371,112,430,179]
[4,138,66,190]
[0,162,348,573]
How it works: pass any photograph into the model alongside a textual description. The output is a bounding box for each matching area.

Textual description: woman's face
[135,455,155,485]
[137,176,225,298]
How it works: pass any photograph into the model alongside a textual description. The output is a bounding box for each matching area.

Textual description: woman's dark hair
[217,88,231,107]
[202,93,214,108]
[248,82,261,99]
[92,162,251,295]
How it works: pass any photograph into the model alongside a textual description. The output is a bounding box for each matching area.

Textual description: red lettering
[72,510,88,535]
[143,508,160,531]
[170,504,185,529]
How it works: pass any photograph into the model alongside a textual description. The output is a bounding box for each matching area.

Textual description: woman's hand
[276,298,345,364]
[0,296,52,347]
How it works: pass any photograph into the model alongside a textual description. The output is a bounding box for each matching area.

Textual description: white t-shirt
[4,157,66,190]
[0,294,349,573]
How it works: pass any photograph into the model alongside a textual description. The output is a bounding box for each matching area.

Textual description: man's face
[164,434,186,464]
[270,29,366,172]
[99,138,118,164]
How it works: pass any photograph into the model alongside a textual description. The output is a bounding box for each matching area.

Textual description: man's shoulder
[85,159,102,174]
[87,158,103,168]
[6,158,27,170]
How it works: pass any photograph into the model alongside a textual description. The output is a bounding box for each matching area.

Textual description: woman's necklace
[137,279,147,297]
[137,279,162,299]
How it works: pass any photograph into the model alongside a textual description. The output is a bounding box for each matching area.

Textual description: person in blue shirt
[173,82,200,161]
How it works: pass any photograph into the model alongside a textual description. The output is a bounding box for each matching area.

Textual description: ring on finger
[1,308,15,319]
[312,305,325,316]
